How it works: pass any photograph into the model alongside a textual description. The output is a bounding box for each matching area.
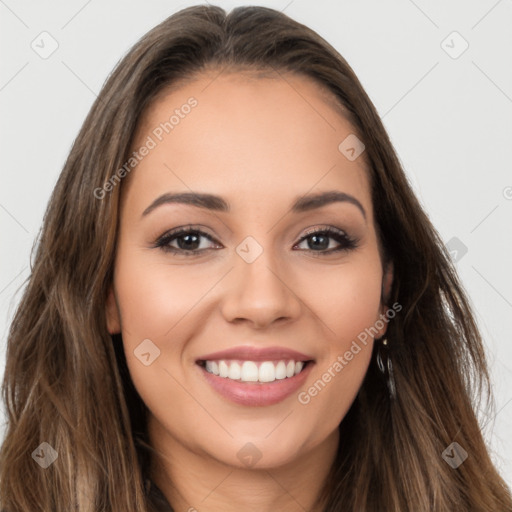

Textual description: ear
[381,261,394,307]
[376,261,394,338]
[105,286,121,334]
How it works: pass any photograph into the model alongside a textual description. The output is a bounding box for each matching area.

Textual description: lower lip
[198,362,314,407]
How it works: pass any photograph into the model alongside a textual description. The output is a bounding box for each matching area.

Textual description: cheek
[294,255,382,430]
[113,265,194,432]
[112,247,226,414]
[304,256,384,344]
[113,248,217,340]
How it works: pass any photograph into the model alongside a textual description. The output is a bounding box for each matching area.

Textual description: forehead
[123,71,371,216]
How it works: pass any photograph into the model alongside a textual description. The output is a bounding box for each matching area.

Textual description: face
[106,71,392,471]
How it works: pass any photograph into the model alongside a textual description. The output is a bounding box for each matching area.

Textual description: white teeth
[275,361,287,380]
[259,361,275,382]
[241,361,259,382]
[203,359,307,383]
[228,361,241,380]
[219,360,229,378]
[205,360,219,375]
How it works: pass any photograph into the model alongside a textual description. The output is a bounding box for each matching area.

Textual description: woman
[1,4,510,511]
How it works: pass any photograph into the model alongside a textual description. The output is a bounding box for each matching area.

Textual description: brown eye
[294,227,357,253]
[155,227,221,255]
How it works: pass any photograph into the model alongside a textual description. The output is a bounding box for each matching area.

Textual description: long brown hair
[1,5,511,511]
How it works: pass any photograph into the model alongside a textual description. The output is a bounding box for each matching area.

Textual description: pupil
[309,234,328,250]
[179,233,200,250]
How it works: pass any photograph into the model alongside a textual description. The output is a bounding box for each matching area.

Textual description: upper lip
[197,345,314,363]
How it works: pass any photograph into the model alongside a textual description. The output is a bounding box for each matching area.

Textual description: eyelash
[154,225,358,257]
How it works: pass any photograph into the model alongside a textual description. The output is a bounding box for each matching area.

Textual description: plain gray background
[1,0,511,485]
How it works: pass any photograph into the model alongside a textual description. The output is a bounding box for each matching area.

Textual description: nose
[220,248,302,329]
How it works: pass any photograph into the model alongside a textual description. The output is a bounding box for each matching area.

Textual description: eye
[154,225,358,257]
[294,226,357,254]
[155,226,221,255]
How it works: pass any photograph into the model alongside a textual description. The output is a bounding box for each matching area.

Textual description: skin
[106,70,393,512]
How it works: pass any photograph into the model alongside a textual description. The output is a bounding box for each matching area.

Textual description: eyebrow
[141,190,366,220]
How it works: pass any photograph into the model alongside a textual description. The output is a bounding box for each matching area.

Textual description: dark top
[146,478,174,511]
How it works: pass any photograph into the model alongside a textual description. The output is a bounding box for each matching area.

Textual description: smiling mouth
[196,359,313,384]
